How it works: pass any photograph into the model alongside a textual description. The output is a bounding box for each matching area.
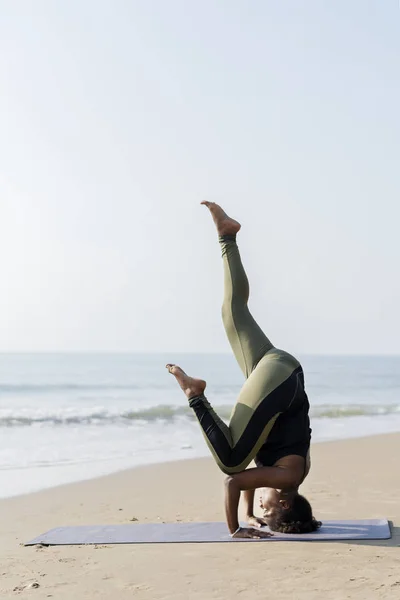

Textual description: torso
[255,358,312,473]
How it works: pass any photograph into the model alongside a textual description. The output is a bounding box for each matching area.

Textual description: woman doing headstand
[167,202,321,539]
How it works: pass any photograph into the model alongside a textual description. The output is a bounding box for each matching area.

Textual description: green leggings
[189,235,303,474]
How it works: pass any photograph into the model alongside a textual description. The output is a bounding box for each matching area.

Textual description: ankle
[219,234,237,242]
[186,388,204,399]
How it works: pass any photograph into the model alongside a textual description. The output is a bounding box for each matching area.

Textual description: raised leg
[202,202,274,377]
[166,364,232,447]
[167,359,301,475]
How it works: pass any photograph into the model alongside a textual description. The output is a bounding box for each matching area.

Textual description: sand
[1,433,399,600]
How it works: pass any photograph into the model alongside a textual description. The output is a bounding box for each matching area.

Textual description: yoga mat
[25,519,390,546]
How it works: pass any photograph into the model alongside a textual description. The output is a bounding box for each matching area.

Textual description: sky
[0,0,399,355]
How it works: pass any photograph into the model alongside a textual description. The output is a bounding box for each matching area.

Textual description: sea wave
[0,383,240,394]
[0,403,400,427]
[0,383,141,393]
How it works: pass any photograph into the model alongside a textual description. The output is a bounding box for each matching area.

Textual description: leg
[220,234,273,377]
[166,364,232,445]
[167,203,299,474]
[202,202,273,377]
[168,358,302,475]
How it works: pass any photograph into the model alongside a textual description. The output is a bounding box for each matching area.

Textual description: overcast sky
[0,1,399,355]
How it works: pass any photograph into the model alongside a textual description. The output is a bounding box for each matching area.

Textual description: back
[255,370,311,467]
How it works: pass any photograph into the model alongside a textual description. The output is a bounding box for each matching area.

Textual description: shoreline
[2,431,399,511]
[1,433,399,599]
[2,428,400,503]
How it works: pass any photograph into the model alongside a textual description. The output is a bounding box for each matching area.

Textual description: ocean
[1,353,399,499]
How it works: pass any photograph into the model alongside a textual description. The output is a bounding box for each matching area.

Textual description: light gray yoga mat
[25,519,390,546]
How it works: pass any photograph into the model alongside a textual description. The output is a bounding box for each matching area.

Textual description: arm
[243,489,255,520]
[243,487,272,529]
[224,465,293,538]
[224,476,241,534]
[242,489,267,528]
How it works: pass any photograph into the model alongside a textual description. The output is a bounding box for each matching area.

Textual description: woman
[167,201,321,539]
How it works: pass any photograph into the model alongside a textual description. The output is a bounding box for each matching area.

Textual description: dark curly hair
[266,494,322,534]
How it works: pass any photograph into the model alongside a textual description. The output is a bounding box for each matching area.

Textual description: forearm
[243,489,255,518]
[224,477,241,534]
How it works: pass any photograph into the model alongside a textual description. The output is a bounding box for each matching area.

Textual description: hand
[232,527,274,540]
[246,516,269,529]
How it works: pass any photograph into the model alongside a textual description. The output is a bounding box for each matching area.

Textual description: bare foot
[201,201,241,236]
[166,364,206,399]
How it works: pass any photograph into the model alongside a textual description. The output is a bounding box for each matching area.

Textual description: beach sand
[1,433,399,599]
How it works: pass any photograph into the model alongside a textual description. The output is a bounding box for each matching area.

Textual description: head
[260,488,322,534]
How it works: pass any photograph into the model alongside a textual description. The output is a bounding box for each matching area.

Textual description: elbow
[224,475,238,491]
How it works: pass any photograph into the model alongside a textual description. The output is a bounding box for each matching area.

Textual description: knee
[219,462,237,476]
[219,463,232,476]
[220,463,244,476]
